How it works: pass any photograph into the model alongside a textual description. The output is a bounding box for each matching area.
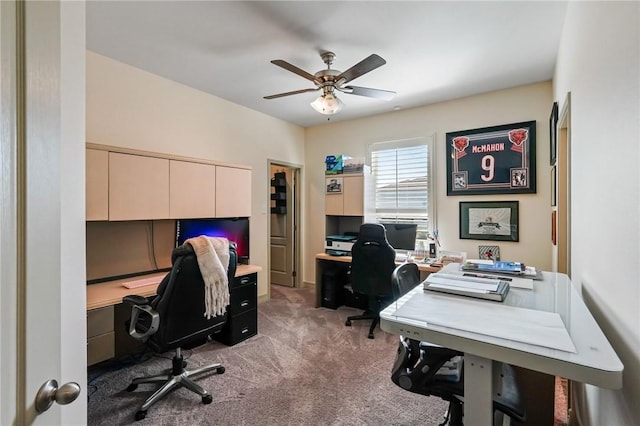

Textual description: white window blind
[369,138,432,244]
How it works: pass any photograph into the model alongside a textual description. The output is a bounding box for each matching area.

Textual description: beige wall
[553,2,638,424]
[86,51,306,298]
[304,81,552,285]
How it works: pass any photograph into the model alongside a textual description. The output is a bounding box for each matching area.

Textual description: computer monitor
[380,223,418,251]
[176,217,250,263]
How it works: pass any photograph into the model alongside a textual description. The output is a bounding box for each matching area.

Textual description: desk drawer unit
[87,306,115,366]
[214,272,258,346]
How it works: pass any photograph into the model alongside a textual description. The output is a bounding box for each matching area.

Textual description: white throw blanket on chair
[185,236,230,319]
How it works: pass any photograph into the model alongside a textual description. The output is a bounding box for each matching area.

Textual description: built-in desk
[86,264,262,310]
[86,264,262,365]
[314,253,440,308]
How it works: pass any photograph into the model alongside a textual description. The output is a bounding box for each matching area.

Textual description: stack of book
[423,272,510,302]
[461,259,540,279]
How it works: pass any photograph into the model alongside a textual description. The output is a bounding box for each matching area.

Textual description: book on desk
[423,272,510,302]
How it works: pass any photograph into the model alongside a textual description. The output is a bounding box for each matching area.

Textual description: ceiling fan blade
[264,87,319,100]
[342,85,396,101]
[336,54,386,85]
[271,59,318,83]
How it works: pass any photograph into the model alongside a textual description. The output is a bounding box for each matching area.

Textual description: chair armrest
[123,294,151,306]
[123,296,160,342]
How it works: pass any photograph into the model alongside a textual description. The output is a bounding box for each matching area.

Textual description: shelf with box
[270,171,287,215]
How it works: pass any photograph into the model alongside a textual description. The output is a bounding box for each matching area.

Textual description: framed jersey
[446,121,536,195]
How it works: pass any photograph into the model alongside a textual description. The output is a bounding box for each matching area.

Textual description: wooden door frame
[556,93,572,276]
[267,160,302,298]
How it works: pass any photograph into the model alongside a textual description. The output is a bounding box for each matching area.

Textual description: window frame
[367,135,437,249]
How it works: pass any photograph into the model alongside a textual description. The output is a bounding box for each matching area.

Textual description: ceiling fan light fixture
[310,93,343,115]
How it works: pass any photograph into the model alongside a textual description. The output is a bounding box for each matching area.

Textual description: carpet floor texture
[87,284,566,425]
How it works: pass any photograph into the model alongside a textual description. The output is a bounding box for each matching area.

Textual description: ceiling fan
[264,51,395,115]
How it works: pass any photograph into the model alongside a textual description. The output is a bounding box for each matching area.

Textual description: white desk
[380,266,623,426]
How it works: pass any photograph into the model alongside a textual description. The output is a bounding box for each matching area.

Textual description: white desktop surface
[380,264,623,425]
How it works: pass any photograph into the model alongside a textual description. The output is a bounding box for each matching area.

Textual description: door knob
[35,379,81,414]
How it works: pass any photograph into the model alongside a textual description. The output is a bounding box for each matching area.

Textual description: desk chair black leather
[345,223,396,339]
[390,263,526,426]
[122,242,237,421]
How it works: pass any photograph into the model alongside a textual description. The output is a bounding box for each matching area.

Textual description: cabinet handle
[241,328,249,334]
[240,300,250,307]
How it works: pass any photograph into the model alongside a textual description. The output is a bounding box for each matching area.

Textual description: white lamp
[310,92,344,115]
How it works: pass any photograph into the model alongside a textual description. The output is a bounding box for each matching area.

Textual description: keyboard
[122,276,161,289]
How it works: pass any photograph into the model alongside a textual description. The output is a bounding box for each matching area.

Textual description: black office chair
[122,242,237,421]
[345,223,397,339]
[390,263,526,426]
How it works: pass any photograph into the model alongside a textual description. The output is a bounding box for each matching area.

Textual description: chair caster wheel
[216,366,225,374]
[345,319,352,326]
[202,394,213,404]
[126,384,138,392]
[135,410,147,421]
[368,333,375,339]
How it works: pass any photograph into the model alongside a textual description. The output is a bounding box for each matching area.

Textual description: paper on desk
[466,258,494,265]
[393,293,576,353]
[443,268,534,290]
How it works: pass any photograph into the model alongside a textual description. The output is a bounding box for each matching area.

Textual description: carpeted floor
[87,284,569,425]
[88,285,450,425]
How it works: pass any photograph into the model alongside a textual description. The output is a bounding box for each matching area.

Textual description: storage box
[325,155,350,175]
[343,157,365,173]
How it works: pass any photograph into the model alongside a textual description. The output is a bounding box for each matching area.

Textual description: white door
[0,1,87,424]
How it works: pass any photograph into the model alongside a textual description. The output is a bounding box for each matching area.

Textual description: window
[369,137,434,250]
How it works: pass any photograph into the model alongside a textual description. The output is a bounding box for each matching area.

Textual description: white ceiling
[86,1,568,128]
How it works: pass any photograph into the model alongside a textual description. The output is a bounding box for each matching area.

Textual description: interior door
[0,1,87,423]
[270,166,296,287]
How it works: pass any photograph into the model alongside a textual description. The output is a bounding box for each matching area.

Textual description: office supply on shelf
[324,234,357,255]
[122,275,163,289]
[424,273,510,301]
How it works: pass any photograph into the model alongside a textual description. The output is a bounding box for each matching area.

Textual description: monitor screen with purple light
[176,217,250,263]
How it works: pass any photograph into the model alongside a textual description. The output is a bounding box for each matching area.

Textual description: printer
[324,234,358,256]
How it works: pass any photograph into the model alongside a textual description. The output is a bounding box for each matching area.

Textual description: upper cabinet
[169,160,216,219]
[325,174,366,216]
[216,166,252,218]
[85,145,251,221]
[86,149,109,221]
[109,153,170,220]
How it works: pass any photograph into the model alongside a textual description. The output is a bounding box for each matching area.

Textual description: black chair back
[391,262,421,301]
[149,242,236,352]
[350,223,396,298]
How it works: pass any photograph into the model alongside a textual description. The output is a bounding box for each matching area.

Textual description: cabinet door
[169,160,216,218]
[343,175,364,216]
[109,152,169,220]
[86,149,109,220]
[325,192,344,215]
[216,166,251,217]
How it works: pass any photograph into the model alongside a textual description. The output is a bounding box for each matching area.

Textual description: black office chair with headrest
[390,263,526,426]
[345,223,397,339]
[122,242,237,421]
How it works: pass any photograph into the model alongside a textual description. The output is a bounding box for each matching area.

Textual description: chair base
[126,348,224,421]
[345,311,379,339]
